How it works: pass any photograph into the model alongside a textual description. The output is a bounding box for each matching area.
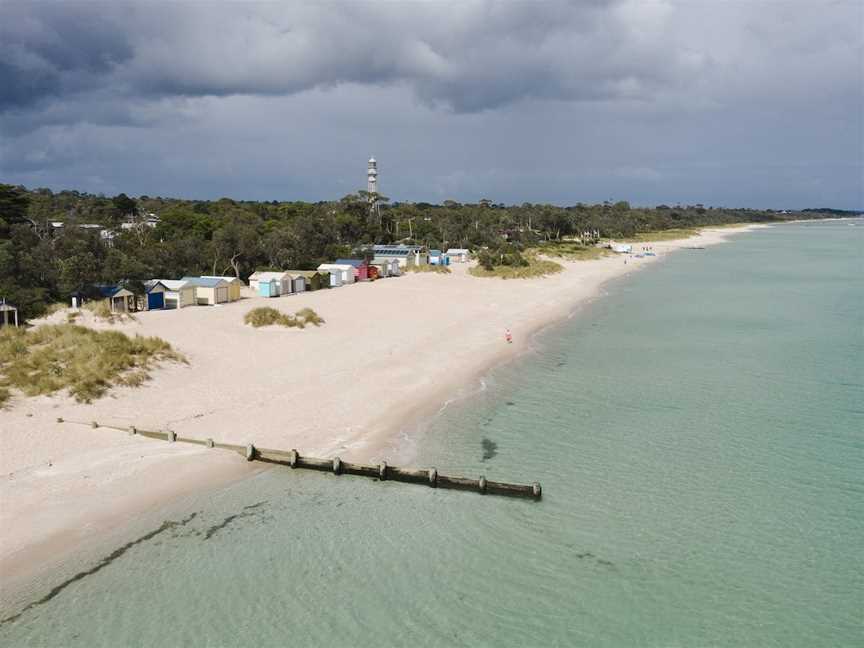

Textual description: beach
[0,225,763,611]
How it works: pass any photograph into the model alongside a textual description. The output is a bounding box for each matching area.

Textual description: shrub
[244,307,325,329]
[0,324,186,407]
[83,299,136,323]
[469,252,563,279]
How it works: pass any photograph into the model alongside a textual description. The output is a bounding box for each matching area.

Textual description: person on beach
[505,328,513,344]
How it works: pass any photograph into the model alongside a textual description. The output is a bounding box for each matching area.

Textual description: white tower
[367,157,378,194]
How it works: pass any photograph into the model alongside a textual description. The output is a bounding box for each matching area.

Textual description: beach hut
[319,268,343,288]
[370,262,388,278]
[318,263,354,285]
[181,277,230,305]
[289,270,328,291]
[155,280,196,309]
[143,280,167,310]
[286,273,307,293]
[201,276,243,301]
[71,285,135,313]
[248,271,293,296]
[445,248,470,263]
[428,250,443,265]
[335,259,370,281]
[258,277,280,298]
[0,301,18,327]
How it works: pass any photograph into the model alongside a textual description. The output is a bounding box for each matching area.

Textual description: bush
[83,299,136,323]
[245,307,325,329]
[469,252,563,279]
[0,324,186,407]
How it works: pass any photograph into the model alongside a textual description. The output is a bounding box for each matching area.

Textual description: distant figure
[505,328,513,344]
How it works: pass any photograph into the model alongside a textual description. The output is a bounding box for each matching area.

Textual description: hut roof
[334,258,368,267]
[155,280,191,291]
[201,275,244,285]
[180,276,228,288]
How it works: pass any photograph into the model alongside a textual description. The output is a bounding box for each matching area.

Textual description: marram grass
[470,255,564,279]
[244,307,325,329]
[0,324,186,407]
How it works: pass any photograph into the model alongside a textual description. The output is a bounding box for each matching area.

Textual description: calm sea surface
[2,220,862,647]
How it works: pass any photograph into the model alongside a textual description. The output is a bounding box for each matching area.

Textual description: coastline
[0,223,765,614]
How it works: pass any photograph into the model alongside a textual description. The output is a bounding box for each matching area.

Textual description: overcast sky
[0,0,861,208]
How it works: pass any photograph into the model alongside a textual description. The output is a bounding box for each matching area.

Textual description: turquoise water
[2,220,862,646]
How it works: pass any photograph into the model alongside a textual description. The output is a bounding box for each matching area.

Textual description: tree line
[0,183,838,320]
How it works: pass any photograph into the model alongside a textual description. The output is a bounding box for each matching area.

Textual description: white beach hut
[249,271,294,296]
[157,280,196,309]
[317,263,355,285]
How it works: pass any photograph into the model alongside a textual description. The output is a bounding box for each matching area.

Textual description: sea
[1,220,862,647]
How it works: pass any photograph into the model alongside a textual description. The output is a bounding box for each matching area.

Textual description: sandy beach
[0,224,764,611]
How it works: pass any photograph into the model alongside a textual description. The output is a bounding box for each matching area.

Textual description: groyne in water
[56,418,542,500]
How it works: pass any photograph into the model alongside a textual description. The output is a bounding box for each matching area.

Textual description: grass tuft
[244,307,325,329]
[0,324,186,407]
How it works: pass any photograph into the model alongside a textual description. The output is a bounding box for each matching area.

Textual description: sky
[0,0,861,209]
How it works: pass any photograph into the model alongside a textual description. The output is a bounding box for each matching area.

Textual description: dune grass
[0,324,186,407]
[534,241,614,261]
[469,254,564,279]
[244,307,325,329]
[404,264,451,274]
[83,299,137,323]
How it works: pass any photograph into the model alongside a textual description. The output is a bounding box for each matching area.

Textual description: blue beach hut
[258,277,280,298]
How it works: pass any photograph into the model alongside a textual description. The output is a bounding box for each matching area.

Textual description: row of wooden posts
[58,418,543,500]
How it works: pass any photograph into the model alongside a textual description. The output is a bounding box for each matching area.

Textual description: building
[370,244,427,269]
[445,248,470,263]
[319,268,343,288]
[143,281,167,310]
[201,276,243,301]
[154,280,196,309]
[288,271,329,291]
[285,273,307,293]
[0,301,18,327]
[71,285,135,313]
[335,259,370,281]
[257,277,280,298]
[248,271,294,296]
[181,277,230,305]
[318,263,355,285]
[428,250,444,265]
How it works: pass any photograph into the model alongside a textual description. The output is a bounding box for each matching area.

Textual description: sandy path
[0,225,763,608]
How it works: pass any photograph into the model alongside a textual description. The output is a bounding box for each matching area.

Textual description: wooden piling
[58,419,543,500]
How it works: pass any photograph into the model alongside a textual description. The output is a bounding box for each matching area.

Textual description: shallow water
[2,221,862,647]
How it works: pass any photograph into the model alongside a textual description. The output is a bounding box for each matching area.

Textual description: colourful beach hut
[258,277,280,297]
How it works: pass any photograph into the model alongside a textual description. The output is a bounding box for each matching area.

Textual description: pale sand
[0,224,765,609]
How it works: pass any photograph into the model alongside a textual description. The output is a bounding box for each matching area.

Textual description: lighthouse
[367,157,378,194]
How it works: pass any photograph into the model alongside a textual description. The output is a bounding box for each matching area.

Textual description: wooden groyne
[57,418,542,500]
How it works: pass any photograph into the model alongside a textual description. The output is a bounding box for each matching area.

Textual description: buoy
[332,457,342,475]
[245,443,255,461]
[428,468,438,487]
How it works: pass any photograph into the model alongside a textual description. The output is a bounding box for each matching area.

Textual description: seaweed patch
[481,438,498,462]
[0,513,198,627]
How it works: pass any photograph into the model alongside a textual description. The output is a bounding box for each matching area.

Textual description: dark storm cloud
[0,1,860,208]
[1,0,702,118]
